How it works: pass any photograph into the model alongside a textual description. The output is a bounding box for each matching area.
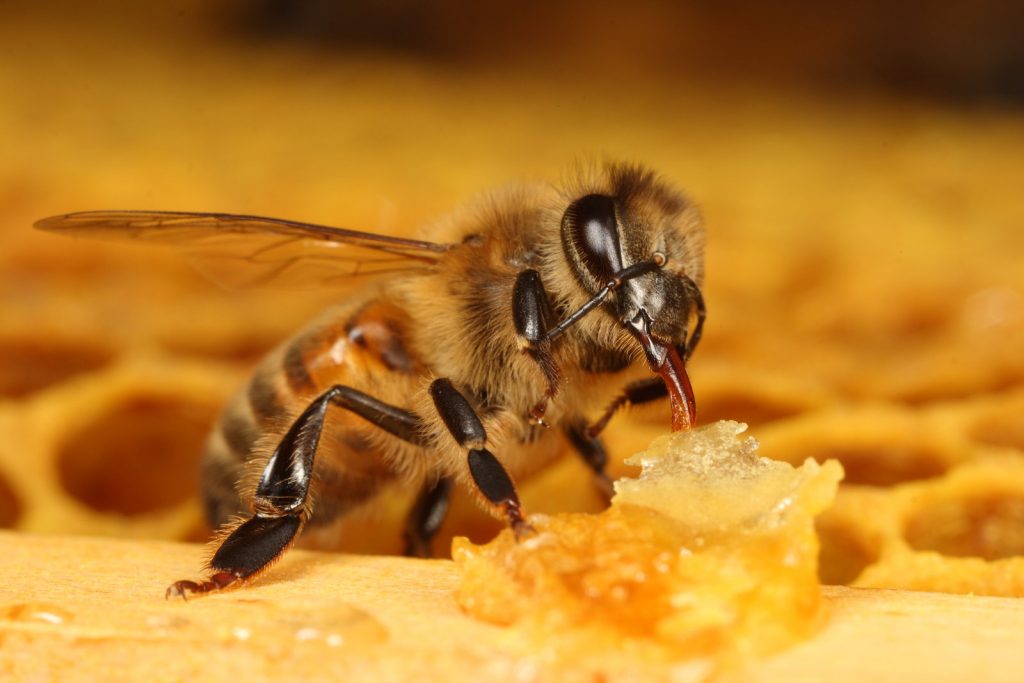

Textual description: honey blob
[454,421,843,672]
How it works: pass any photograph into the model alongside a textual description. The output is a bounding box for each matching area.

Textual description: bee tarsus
[165,571,238,601]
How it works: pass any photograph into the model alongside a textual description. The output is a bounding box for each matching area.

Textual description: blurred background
[1,0,1023,586]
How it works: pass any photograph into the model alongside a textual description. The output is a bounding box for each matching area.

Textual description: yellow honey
[454,422,843,670]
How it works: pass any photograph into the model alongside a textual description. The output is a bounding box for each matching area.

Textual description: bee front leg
[168,386,424,599]
[587,376,671,438]
[512,269,561,427]
[429,379,530,537]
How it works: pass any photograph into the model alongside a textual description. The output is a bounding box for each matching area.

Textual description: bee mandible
[35,162,706,598]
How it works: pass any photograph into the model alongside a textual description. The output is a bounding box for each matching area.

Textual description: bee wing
[34,210,453,290]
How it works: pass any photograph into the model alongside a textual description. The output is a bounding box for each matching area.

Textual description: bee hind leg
[166,515,303,599]
[168,385,424,599]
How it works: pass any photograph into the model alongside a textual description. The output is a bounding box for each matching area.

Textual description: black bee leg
[403,476,454,558]
[565,418,614,500]
[166,396,324,600]
[512,269,561,427]
[587,376,671,438]
[166,515,304,599]
[680,273,706,362]
[168,386,423,599]
[429,378,531,537]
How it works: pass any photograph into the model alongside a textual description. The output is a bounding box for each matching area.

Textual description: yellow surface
[2,531,1024,682]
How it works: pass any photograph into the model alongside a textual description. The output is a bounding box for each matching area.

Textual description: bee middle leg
[429,378,530,536]
[569,374,691,501]
[587,377,670,438]
[564,418,614,500]
[167,386,423,599]
[403,476,454,558]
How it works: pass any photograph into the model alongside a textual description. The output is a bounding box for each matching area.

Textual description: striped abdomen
[201,295,427,531]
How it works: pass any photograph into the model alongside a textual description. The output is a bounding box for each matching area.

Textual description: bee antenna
[546,258,663,342]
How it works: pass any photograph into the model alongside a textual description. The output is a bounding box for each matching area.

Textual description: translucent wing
[34,210,453,290]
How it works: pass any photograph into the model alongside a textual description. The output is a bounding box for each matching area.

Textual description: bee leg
[166,515,303,600]
[587,377,670,438]
[680,273,706,362]
[403,476,454,558]
[168,386,424,599]
[429,378,531,537]
[512,269,561,427]
[565,418,614,500]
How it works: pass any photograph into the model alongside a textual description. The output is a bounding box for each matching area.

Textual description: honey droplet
[3,603,74,625]
[287,604,388,650]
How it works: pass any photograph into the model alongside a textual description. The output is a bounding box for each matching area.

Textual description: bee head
[559,166,705,429]
[560,182,702,339]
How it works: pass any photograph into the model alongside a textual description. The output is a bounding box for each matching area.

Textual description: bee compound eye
[562,194,623,284]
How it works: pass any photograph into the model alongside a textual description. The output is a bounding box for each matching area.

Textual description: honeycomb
[2,5,1023,599]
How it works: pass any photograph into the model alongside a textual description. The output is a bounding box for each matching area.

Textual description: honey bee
[36,162,706,598]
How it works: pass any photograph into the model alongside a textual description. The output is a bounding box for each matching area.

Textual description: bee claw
[164,572,238,600]
[512,518,536,540]
[528,401,551,428]
[165,580,194,601]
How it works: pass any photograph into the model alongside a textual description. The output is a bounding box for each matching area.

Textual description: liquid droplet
[3,603,73,625]
[287,605,388,649]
